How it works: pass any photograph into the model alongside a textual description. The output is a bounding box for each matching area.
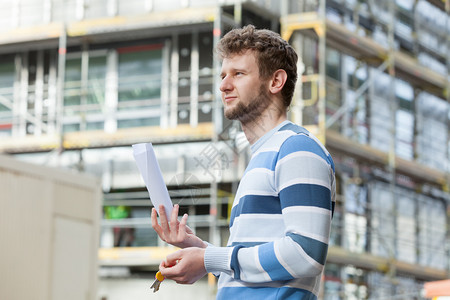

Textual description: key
[150,271,165,293]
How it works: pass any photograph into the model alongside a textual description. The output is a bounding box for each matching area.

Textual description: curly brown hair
[216,25,298,108]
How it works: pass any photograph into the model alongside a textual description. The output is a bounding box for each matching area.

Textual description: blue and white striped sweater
[204,121,335,299]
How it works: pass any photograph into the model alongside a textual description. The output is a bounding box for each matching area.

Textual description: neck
[241,109,287,145]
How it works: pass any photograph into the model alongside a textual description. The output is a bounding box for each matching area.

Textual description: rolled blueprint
[132,143,173,216]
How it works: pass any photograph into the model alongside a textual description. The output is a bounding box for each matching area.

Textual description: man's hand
[160,247,207,284]
[151,204,206,249]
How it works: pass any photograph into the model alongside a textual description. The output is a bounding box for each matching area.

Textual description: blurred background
[0,0,449,299]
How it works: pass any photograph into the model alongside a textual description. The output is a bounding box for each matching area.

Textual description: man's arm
[205,134,335,282]
[156,134,334,285]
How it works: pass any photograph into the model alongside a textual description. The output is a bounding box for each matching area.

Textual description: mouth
[224,96,237,103]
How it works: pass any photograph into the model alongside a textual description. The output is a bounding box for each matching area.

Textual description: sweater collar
[250,120,291,154]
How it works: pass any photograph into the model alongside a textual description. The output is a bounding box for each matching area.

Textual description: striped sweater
[204,120,336,299]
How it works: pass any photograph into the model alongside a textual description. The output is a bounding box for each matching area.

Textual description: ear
[268,69,287,95]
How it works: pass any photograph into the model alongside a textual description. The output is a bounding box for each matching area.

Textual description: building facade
[0,0,449,298]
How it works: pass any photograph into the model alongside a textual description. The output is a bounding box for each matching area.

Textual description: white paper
[132,143,173,216]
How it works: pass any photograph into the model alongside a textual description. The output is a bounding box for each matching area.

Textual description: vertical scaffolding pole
[169,33,179,128]
[104,49,118,133]
[18,52,28,137]
[80,42,89,131]
[160,39,171,129]
[444,0,450,272]
[190,30,199,128]
[35,51,44,136]
[317,0,326,143]
[46,50,57,135]
[445,0,450,187]
[281,0,301,126]
[290,33,304,126]
[387,0,398,288]
[56,25,67,154]
[234,1,242,28]
[210,6,222,248]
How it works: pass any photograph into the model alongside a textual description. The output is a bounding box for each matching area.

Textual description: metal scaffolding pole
[445,0,450,272]
[210,6,223,248]
[317,0,326,143]
[387,0,398,289]
[55,25,67,156]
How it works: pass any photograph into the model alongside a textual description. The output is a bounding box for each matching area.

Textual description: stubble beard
[224,84,272,126]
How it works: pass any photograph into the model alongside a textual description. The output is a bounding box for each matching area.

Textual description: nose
[220,75,233,93]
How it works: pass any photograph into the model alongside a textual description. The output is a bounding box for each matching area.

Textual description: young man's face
[219,50,271,124]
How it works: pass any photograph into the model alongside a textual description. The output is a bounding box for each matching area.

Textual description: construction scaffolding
[0,0,448,299]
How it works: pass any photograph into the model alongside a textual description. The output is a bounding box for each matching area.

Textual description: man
[151,25,335,299]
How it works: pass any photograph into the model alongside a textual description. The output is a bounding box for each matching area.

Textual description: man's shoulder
[277,122,309,136]
[275,122,315,152]
[275,123,333,166]
[260,122,309,150]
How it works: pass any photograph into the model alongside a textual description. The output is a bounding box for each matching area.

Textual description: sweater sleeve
[204,244,233,276]
[205,134,335,283]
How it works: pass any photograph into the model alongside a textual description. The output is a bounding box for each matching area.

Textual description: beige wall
[0,154,101,300]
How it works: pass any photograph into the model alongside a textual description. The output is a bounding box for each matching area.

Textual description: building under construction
[0,0,449,298]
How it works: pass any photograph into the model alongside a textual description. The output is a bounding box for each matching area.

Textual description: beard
[224,84,272,125]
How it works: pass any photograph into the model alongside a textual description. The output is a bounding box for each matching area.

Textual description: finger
[161,263,180,275]
[160,262,181,281]
[160,259,172,269]
[151,208,163,235]
[151,208,159,227]
[160,253,181,277]
[178,213,188,239]
[159,260,165,269]
[165,249,182,267]
[185,224,194,234]
[169,204,180,232]
[159,204,170,235]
